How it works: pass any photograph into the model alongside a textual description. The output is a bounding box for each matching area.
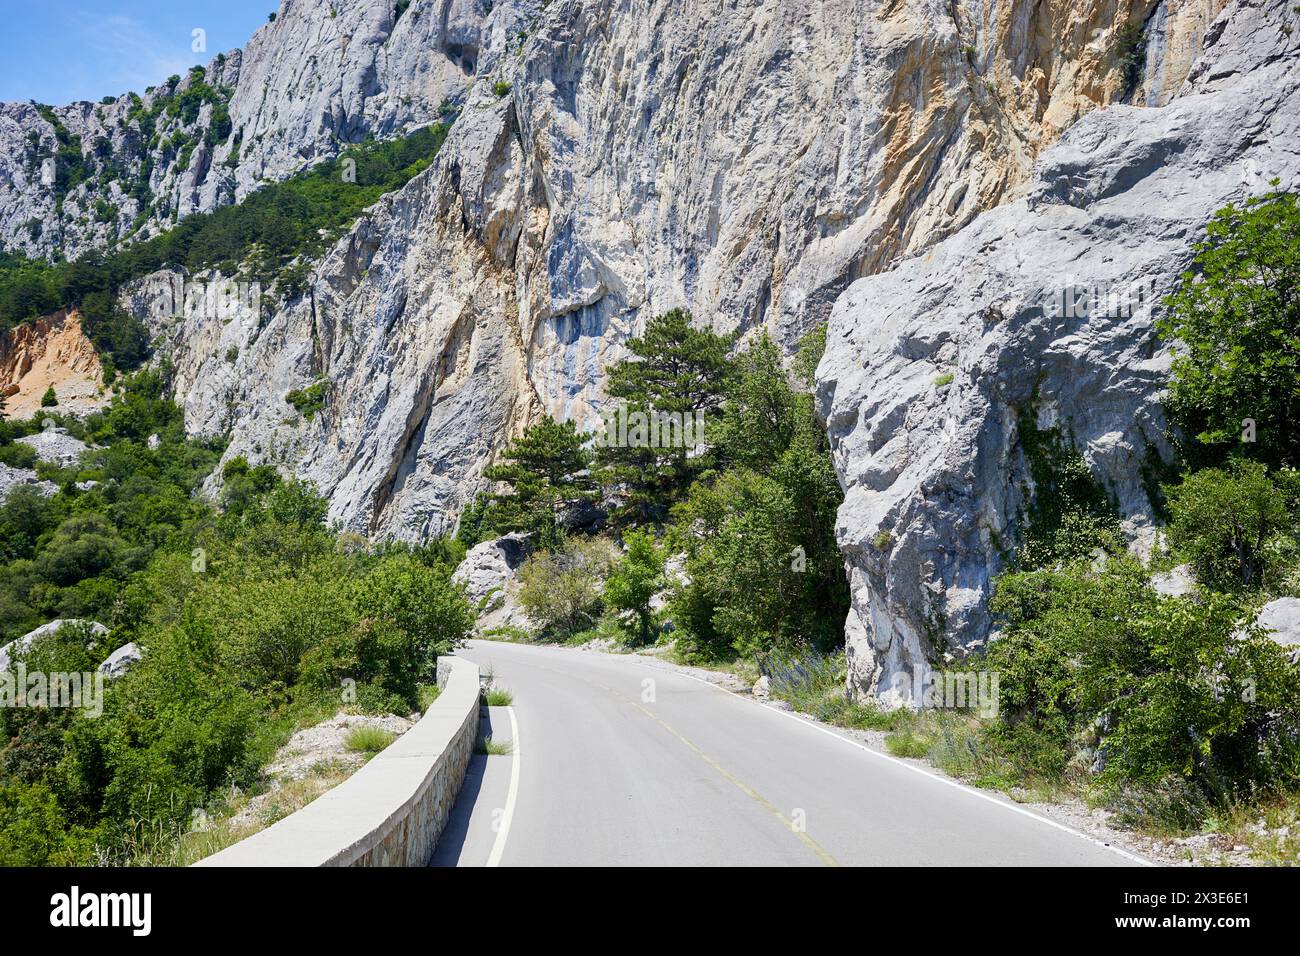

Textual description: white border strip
[665,666,1155,867]
[485,704,520,868]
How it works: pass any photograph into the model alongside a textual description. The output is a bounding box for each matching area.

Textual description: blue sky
[0,1,275,104]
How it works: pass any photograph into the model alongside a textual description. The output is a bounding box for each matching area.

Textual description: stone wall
[195,655,480,867]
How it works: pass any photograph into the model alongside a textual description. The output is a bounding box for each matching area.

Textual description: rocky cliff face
[817,0,1300,705]
[0,311,105,419]
[104,0,1224,542]
[0,0,529,260]
[2,0,1284,700]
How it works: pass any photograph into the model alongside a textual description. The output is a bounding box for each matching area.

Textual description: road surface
[430,639,1147,867]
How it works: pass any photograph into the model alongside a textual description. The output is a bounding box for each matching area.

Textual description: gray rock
[818,0,1300,705]
[1151,564,1197,598]
[1255,597,1300,663]
[453,533,531,611]
[0,2,526,259]
[98,642,143,679]
[16,427,87,468]
[752,675,772,700]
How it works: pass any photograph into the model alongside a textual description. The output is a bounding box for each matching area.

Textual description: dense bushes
[517,537,620,639]
[988,561,1300,791]
[979,191,1300,826]
[478,314,848,661]
[0,382,472,864]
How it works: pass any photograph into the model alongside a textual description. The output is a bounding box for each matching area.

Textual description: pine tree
[482,416,596,548]
[597,309,735,523]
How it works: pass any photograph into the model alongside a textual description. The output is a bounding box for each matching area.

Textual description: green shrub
[987,558,1300,800]
[1113,22,1147,95]
[1164,459,1297,592]
[603,529,664,645]
[517,537,620,638]
[1159,190,1300,469]
[483,686,513,706]
[285,380,328,419]
[344,725,394,754]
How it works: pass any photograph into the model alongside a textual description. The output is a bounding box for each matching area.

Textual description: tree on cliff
[481,416,597,549]
[1159,188,1300,468]
[596,309,735,524]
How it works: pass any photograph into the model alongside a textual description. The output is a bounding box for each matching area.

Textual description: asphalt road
[430,639,1148,867]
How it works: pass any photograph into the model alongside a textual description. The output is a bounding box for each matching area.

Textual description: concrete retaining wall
[196,655,480,867]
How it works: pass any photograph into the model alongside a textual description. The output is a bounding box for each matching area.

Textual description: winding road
[430,639,1148,867]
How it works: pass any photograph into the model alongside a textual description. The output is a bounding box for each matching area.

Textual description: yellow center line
[525,659,842,867]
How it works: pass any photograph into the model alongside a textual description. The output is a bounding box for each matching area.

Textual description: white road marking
[485,704,520,868]
[650,663,1156,867]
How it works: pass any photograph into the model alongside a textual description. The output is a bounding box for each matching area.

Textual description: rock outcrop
[2,0,1289,709]
[1256,598,1300,664]
[0,312,105,420]
[453,533,531,611]
[818,0,1300,705]
[0,1,535,260]
[98,642,143,679]
[107,0,1227,541]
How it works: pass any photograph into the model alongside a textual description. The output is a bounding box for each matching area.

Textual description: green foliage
[40,387,57,408]
[285,380,328,419]
[1158,190,1300,468]
[1164,459,1298,593]
[1113,21,1148,96]
[1015,403,1122,569]
[483,686,514,706]
[668,335,847,661]
[516,537,620,639]
[34,105,91,204]
[343,726,395,754]
[0,384,471,864]
[493,81,512,97]
[597,309,735,523]
[603,529,664,645]
[792,322,827,388]
[481,417,596,548]
[987,559,1300,799]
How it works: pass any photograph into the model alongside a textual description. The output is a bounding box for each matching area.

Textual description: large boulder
[1255,598,1300,664]
[818,0,1300,706]
[0,619,109,671]
[452,533,531,611]
[1151,564,1197,598]
[98,642,144,679]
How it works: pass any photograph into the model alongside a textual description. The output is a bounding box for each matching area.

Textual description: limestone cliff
[817,0,1300,704]
[0,0,1287,704]
[107,0,1224,542]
